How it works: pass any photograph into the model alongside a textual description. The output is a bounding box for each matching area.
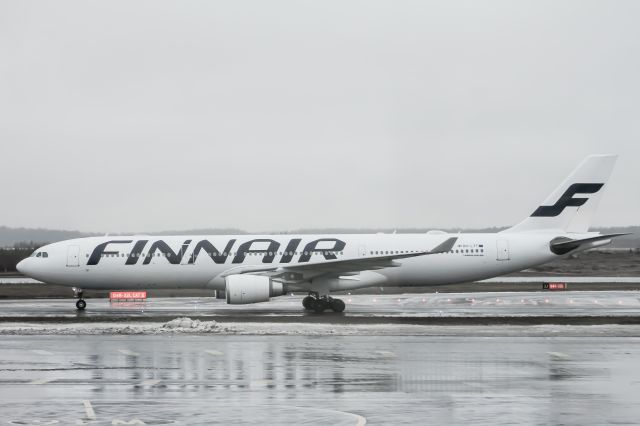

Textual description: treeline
[0,242,43,273]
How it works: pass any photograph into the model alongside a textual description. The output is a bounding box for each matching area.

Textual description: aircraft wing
[219,237,458,283]
[550,233,630,255]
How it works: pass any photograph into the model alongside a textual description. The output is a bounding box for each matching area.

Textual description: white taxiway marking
[117,349,140,357]
[28,378,54,385]
[547,351,571,359]
[205,350,223,356]
[140,379,161,387]
[298,407,366,426]
[82,400,96,420]
[354,413,367,426]
[31,350,53,356]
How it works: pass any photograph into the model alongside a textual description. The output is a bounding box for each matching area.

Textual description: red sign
[543,282,567,291]
[109,291,147,300]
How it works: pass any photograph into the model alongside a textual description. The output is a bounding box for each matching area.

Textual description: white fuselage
[16,154,621,307]
[17,232,567,293]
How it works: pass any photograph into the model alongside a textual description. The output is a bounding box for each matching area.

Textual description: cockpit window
[42,252,48,258]
[36,252,41,258]
[31,251,48,258]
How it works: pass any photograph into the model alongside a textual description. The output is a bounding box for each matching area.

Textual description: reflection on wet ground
[0,333,639,425]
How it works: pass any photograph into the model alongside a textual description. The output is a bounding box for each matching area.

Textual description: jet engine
[225,274,284,304]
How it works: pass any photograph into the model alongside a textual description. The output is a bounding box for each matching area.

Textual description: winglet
[430,237,458,254]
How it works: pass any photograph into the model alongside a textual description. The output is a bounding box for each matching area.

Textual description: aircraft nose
[16,259,29,275]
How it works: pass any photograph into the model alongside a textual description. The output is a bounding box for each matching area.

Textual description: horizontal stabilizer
[550,233,630,255]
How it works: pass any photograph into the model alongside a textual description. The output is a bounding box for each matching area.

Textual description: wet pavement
[1,333,639,425]
[0,292,639,323]
[2,292,640,424]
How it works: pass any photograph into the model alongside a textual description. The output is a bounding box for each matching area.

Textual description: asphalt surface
[2,292,640,424]
[1,332,640,425]
[1,292,640,325]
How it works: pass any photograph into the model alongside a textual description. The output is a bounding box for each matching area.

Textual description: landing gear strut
[302,293,345,313]
[74,288,86,311]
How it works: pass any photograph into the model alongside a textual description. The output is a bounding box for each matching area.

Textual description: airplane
[17,154,628,313]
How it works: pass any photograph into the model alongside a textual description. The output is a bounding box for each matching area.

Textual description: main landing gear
[74,288,86,311]
[302,293,346,313]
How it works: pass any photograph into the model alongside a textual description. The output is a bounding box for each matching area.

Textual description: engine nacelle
[225,275,284,304]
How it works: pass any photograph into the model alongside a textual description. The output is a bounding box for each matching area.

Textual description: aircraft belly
[379,255,533,287]
[49,264,214,290]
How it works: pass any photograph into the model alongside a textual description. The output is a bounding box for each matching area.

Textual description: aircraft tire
[76,299,86,310]
[312,299,327,314]
[302,296,315,310]
[329,298,345,313]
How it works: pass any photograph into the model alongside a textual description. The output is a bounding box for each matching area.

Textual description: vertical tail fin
[504,154,617,233]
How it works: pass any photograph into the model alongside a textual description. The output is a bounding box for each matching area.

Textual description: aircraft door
[66,245,80,267]
[358,245,367,257]
[496,239,510,261]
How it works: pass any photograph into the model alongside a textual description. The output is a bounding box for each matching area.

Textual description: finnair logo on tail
[531,183,604,217]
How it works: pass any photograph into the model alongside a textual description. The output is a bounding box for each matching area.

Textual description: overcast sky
[1,1,639,233]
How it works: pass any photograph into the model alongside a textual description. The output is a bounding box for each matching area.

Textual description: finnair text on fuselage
[87,237,347,266]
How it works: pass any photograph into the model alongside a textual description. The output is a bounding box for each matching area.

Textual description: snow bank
[2,318,640,337]
[162,317,222,332]
[0,318,235,336]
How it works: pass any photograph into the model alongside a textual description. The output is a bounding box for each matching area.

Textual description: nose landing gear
[302,293,345,313]
[73,288,86,311]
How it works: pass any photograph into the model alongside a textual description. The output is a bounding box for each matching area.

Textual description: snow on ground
[2,317,640,337]
[399,291,640,307]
